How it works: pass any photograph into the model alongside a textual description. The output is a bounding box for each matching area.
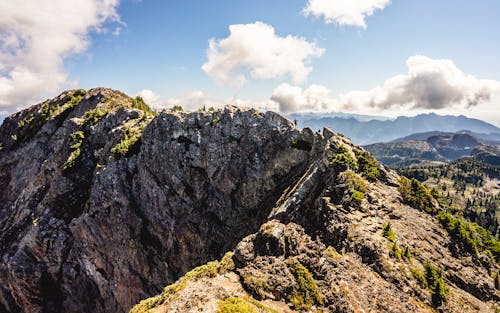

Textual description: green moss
[219,252,235,274]
[324,246,342,259]
[329,144,358,171]
[383,222,396,242]
[356,151,380,181]
[131,96,155,116]
[286,259,323,310]
[241,275,271,298]
[217,297,258,313]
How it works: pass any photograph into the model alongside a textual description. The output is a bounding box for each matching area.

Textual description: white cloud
[0,0,121,112]
[202,22,324,88]
[270,83,334,113]
[269,56,500,114]
[303,0,391,28]
[136,89,163,110]
[339,55,500,110]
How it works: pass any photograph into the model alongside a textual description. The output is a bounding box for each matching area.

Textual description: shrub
[340,170,367,193]
[398,176,435,213]
[131,96,155,116]
[111,123,147,158]
[356,151,380,181]
[82,108,108,125]
[423,262,447,304]
[437,210,500,262]
[351,190,364,206]
[383,222,396,242]
[63,131,85,171]
[286,259,323,310]
[330,144,358,171]
[171,105,183,112]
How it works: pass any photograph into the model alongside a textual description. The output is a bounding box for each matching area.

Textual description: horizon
[1,1,500,126]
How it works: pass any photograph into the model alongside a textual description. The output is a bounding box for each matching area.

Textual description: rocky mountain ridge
[0,88,498,313]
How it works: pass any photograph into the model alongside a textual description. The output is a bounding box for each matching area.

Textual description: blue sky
[1,0,500,125]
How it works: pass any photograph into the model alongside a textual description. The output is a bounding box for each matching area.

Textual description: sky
[1,0,500,126]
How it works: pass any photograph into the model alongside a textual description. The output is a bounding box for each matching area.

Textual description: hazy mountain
[0,89,498,313]
[392,130,500,145]
[364,131,499,167]
[293,112,500,145]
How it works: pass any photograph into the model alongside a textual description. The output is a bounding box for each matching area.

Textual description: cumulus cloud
[303,0,391,28]
[339,55,500,110]
[0,0,121,112]
[202,22,324,88]
[136,89,163,110]
[270,83,334,113]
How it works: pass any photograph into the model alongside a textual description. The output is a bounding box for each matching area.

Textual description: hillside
[293,113,500,145]
[0,89,499,313]
[398,158,500,237]
[364,132,498,167]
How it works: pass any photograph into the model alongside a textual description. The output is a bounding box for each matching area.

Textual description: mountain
[0,89,499,313]
[364,132,499,167]
[293,113,500,145]
[392,130,500,146]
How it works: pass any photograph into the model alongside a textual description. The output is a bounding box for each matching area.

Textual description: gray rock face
[1,88,498,313]
[0,89,315,313]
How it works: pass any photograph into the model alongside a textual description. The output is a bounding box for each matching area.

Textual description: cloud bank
[339,55,500,110]
[270,83,333,113]
[303,0,391,28]
[270,56,500,113]
[0,0,121,111]
[202,22,324,88]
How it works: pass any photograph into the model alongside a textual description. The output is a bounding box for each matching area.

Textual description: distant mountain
[287,111,391,122]
[392,130,500,145]
[364,132,498,167]
[293,112,500,145]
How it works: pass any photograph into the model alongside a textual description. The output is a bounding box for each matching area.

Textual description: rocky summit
[0,88,498,313]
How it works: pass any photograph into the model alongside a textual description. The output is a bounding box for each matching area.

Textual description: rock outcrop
[0,88,498,313]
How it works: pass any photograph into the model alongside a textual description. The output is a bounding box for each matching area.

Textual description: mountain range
[0,89,499,313]
[291,112,500,145]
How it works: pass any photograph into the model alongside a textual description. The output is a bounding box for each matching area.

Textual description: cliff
[0,88,498,313]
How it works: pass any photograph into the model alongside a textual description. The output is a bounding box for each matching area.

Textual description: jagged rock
[0,88,498,313]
